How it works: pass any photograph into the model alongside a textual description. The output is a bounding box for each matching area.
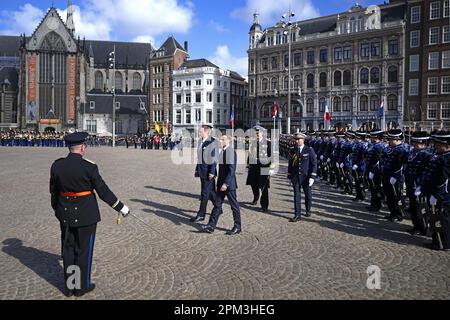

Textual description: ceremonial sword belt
[61,191,93,197]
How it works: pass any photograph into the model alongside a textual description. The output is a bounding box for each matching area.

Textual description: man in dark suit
[202,134,241,235]
[50,132,130,297]
[287,132,318,222]
[191,125,218,222]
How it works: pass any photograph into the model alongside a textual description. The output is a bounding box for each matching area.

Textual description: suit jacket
[50,153,124,227]
[196,137,218,179]
[217,147,238,191]
[288,145,318,183]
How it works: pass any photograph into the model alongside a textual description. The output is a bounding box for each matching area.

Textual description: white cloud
[208,20,229,33]
[232,0,319,26]
[0,4,44,35]
[132,35,156,45]
[209,45,248,80]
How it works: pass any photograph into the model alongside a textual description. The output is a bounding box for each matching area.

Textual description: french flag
[272,101,278,119]
[230,106,235,127]
[324,101,331,121]
[378,98,385,118]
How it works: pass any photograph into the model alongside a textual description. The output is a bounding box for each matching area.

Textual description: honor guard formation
[0,130,67,147]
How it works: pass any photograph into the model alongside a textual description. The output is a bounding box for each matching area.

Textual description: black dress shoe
[408,229,420,235]
[190,216,205,223]
[261,208,268,213]
[304,211,311,217]
[225,227,241,235]
[251,200,258,205]
[74,284,96,297]
[202,225,214,233]
[289,216,301,223]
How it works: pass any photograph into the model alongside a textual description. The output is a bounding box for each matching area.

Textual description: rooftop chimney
[184,41,188,52]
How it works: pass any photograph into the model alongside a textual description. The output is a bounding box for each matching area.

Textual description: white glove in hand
[352,164,358,171]
[336,162,340,169]
[430,195,437,206]
[120,205,130,217]
[368,172,374,180]
[309,178,314,187]
[269,170,274,176]
[327,158,331,163]
[414,187,421,197]
[389,177,397,185]
[320,155,324,161]
[340,163,344,169]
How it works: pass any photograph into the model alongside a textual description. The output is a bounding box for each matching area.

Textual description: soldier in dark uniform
[382,129,408,222]
[417,131,450,251]
[191,125,218,222]
[246,125,274,212]
[405,131,432,235]
[351,131,368,202]
[366,129,385,212]
[50,132,130,297]
[287,132,318,222]
[202,134,241,235]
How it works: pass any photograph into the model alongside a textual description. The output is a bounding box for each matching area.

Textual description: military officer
[287,132,318,222]
[202,134,241,235]
[50,132,130,297]
[191,125,218,222]
[366,129,385,212]
[246,124,274,212]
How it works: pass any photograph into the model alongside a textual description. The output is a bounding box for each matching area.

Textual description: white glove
[327,158,331,163]
[430,195,437,206]
[120,205,130,217]
[320,155,324,161]
[389,177,397,185]
[309,178,314,187]
[340,163,344,169]
[269,170,274,176]
[336,162,340,169]
[369,172,374,180]
[352,165,358,171]
[414,187,421,197]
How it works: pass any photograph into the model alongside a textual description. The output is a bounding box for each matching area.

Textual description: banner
[67,55,77,121]
[26,55,38,123]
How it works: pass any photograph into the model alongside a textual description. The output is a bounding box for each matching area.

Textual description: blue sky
[0,0,374,77]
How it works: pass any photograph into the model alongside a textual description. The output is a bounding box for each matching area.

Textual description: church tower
[66,0,75,35]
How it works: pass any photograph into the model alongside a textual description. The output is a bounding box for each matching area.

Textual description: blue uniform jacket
[196,137,218,179]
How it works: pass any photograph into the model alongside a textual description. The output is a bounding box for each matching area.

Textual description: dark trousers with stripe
[292,176,312,218]
[61,223,97,292]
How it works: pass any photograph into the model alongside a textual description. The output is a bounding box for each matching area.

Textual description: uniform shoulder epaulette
[83,158,96,165]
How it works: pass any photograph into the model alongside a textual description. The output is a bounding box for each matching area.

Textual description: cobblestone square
[0,147,449,300]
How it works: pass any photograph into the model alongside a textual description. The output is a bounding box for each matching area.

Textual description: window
[307,51,315,64]
[307,98,314,113]
[207,92,212,102]
[216,93,221,103]
[86,120,97,133]
[185,93,191,103]
[343,46,352,60]
[388,39,399,55]
[445,0,450,17]
[185,109,191,124]
[343,70,351,86]
[207,79,212,85]
[262,78,269,91]
[284,54,289,67]
[370,67,380,84]
[216,109,221,124]
[195,80,201,86]
[319,49,328,63]
[333,97,341,112]
[428,77,439,94]
[284,76,289,90]
[89,101,95,110]
[387,95,397,111]
[409,79,419,96]
[429,52,439,70]
[334,71,342,86]
[206,110,212,124]
[334,47,342,62]
[176,81,182,87]
[224,93,228,105]
[294,75,302,89]
[411,6,421,23]
[342,96,351,111]
[410,31,420,48]
[271,77,278,90]
[271,56,278,70]
[261,58,268,71]
[430,1,440,19]
[429,27,440,45]
[443,26,450,43]
[114,72,123,91]
[442,76,450,94]
[319,97,326,112]
[276,32,282,45]
[360,68,369,84]
[116,120,123,134]
[186,80,191,87]
[94,71,103,90]
[442,102,450,119]
[307,74,314,88]
[388,66,398,83]
[370,95,379,111]
[410,54,420,72]
[360,43,369,58]
[320,72,327,88]
[176,94,182,104]
[371,42,380,57]
[294,52,302,66]
[360,96,368,111]
[195,109,201,123]
[443,51,450,68]
[195,92,201,103]
[176,110,181,124]
[428,103,438,119]
[132,73,141,90]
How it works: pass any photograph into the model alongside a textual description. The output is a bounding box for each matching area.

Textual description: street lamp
[109,45,116,147]
[281,9,297,134]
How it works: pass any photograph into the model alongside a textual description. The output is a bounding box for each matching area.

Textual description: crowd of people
[124,133,184,150]
[0,130,67,147]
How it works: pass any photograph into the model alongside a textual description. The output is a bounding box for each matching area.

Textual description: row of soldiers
[125,134,179,150]
[285,128,449,251]
[0,130,67,147]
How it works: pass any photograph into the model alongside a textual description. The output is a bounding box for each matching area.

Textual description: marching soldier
[366,129,385,212]
[405,131,432,235]
[382,129,408,222]
[351,131,367,202]
[416,131,450,251]
[287,132,318,222]
[50,132,130,297]
[191,125,218,222]
[246,125,274,212]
